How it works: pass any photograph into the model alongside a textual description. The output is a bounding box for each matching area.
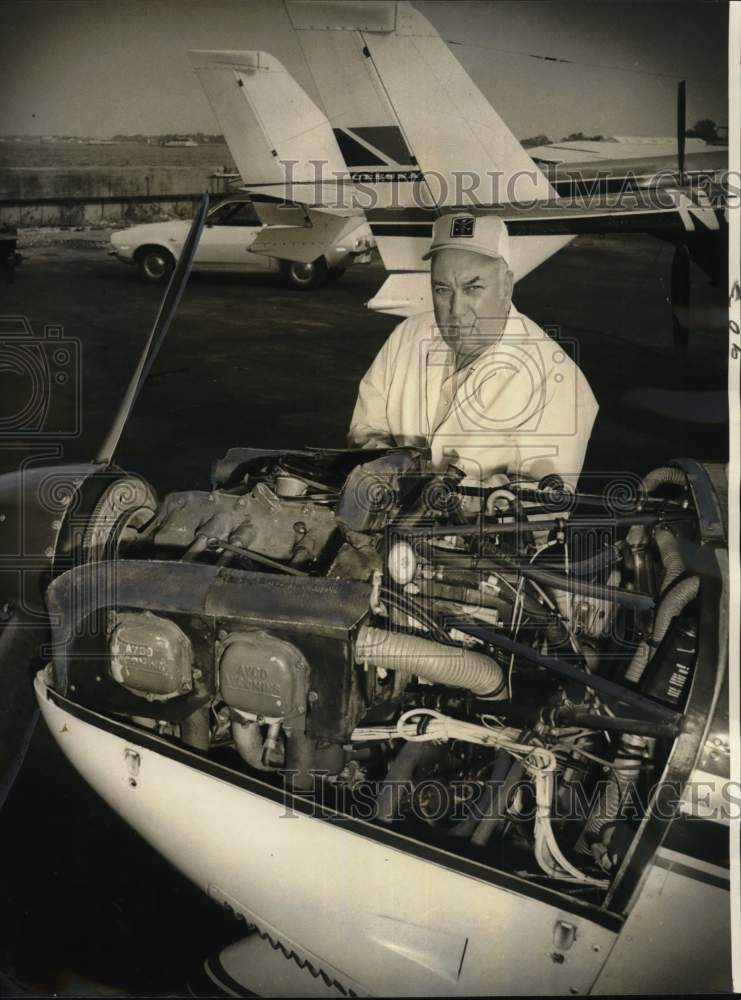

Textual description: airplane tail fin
[286,0,571,309]
[287,0,554,205]
[188,49,351,206]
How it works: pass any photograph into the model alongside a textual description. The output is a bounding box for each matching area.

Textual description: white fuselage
[35,673,731,997]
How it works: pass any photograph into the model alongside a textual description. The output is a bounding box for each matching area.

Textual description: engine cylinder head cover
[219,630,309,720]
[109,612,193,700]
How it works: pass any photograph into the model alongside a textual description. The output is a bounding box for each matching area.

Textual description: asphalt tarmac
[0,234,729,995]
[0,234,728,487]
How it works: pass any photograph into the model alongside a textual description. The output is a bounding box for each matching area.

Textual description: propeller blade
[96,194,210,466]
[671,242,691,355]
[677,79,686,184]
[0,617,46,810]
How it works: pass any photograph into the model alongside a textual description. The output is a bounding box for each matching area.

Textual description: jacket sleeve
[347,330,397,448]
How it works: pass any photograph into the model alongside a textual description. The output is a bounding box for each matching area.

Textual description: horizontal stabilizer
[366,272,432,316]
[372,226,572,283]
[250,199,358,224]
[251,210,370,264]
[250,201,310,228]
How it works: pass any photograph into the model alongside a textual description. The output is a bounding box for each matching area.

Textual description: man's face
[431,248,513,364]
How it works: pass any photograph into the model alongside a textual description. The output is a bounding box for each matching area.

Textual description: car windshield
[207,201,260,227]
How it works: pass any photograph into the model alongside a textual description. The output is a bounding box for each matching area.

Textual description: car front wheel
[281,257,328,290]
[136,246,175,284]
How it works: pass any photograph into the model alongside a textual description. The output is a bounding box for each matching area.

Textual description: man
[348,213,598,487]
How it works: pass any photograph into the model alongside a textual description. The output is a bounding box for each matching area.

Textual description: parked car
[108,195,373,288]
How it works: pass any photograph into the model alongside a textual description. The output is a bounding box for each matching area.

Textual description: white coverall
[349,306,598,486]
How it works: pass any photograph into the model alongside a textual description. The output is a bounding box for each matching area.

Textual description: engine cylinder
[109,612,193,700]
[218,630,309,720]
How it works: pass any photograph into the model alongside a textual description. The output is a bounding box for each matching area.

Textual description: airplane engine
[40,447,726,897]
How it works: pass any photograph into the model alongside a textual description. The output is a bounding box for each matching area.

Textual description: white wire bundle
[351,708,609,888]
[528,747,608,888]
[351,709,522,746]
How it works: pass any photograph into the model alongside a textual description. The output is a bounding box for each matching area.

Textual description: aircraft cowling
[0,462,98,806]
[0,462,159,808]
[0,463,104,615]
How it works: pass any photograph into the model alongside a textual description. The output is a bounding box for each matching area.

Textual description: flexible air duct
[355,625,506,697]
[624,575,700,684]
[627,466,688,548]
[654,525,685,594]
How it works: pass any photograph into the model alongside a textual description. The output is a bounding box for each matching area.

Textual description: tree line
[521,120,724,147]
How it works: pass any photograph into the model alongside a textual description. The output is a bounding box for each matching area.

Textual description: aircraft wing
[529,137,725,165]
[365,187,724,244]
[540,150,728,198]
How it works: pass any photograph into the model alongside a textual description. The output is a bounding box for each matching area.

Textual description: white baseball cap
[422,212,510,265]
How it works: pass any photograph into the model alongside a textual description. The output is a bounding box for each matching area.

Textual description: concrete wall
[0,166,228,227]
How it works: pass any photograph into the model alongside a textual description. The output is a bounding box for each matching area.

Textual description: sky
[0,0,729,141]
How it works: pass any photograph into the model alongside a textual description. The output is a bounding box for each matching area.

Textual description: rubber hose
[521,565,653,611]
[553,708,681,740]
[627,466,688,547]
[654,525,685,594]
[451,750,513,840]
[642,466,688,494]
[355,625,506,698]
[568,545,620,578]
[624,575,699,684]
[375,742,437,823]
[471,758,526,847]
